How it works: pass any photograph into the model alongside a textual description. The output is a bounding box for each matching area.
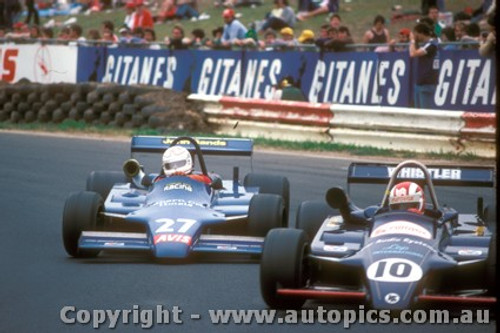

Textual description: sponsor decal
[104,242,125,247]
[371,221,432,240]
[387,167,462,180]
[384,293,401,304]
[164,182,193,192]
[162,138,228,147]
[216,245,238,250]
[458,249,483,256]
[149,199,203,208]
[373,243,424,259]
[154,233,192,245]
[323,245,349,252]
[367,258,423,283]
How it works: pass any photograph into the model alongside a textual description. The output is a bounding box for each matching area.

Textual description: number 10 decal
[155,218,197,233]
[366,258,423,282]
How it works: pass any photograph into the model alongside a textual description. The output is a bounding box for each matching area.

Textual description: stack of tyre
[0,83,170,129]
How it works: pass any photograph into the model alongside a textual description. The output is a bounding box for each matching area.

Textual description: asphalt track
[0,131,495,332]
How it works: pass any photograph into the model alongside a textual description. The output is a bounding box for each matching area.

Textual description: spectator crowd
[0,0,495,54]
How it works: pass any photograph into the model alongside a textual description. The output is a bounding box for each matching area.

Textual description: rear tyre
[260,228,308,309]
[86,171,127,199]
[244,173,290,222]
[247,194,285,236]
[62,191,103,258]
[296,200,337,241]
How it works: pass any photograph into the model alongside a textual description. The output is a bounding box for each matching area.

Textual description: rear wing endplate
[347,163,495,188]
[131,136,253,156]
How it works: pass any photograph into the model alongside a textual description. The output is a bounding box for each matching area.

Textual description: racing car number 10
[366,258,423,283]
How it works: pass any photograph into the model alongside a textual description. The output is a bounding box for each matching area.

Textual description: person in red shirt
[131,0,154,30]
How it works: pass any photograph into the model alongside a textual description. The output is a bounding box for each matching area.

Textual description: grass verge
[0,119,493,164]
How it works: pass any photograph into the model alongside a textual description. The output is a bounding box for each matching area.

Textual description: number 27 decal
[155,218,197,233]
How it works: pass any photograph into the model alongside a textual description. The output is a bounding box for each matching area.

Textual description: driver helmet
[162,146,193,176]
[389,181,425,214]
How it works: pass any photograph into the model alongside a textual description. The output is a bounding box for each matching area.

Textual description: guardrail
[188,94,496,158]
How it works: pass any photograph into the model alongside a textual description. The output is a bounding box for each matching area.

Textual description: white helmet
[389,181,425,213]
[162,146,193,176]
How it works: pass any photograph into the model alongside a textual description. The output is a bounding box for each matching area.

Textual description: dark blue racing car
[62,136,289,260]
[260,160,496,310]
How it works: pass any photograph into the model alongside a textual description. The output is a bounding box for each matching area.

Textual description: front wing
[78,231,264,255]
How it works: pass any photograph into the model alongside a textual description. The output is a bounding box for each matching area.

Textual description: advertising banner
[1,44,78,83]
[72,46,496,112]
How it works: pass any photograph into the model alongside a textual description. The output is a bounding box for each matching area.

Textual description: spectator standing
[273,26,298,50]
[297,29,316,50]
[123,1,136,29]
[427,5,442,37]
[29,24,40,38]
[87,28,101,41]
[40,27,54,40]
[131,0,154,30]
[220,8,248,47]
[259,29,277,50]
[165,24,188,49]
[258,0,296,33]
[280,77,306,101]
[5,0,21,29]
[454,21,479,49]
[185,28,209,49]
[68,24,86,43]
[329,13,341,28]
[390,27,410,52]
[296,0,338,21]
[24,0,39,25]
[362,15,390,50]
[102,20,119,42]
[440,26,456,50]
[479,10,495,57]
[409,22,439,109]
[143,27,161,49]
[206,26,227,49]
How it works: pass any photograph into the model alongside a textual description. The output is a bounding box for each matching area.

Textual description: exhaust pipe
[123,159,149,188]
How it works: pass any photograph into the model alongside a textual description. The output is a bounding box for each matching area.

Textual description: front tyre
[62,191,103,258]
[247,194,285,236]
[244,173,290,222]
[260,228,308,309]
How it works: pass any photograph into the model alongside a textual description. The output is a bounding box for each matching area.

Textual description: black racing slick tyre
[244,173,290,223]
[62,191,103,258]
[247,194,285,237]
[86,171,127,200]
[296,200,337,241]
[260,228,308,309]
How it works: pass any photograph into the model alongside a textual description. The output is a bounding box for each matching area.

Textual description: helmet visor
[164,160,187,170]
[390,202,420,211]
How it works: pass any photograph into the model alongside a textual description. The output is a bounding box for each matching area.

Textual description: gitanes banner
[3,44,494,112]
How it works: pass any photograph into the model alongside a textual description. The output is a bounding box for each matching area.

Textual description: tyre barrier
[0,82,210,132]
[188,94,496,158]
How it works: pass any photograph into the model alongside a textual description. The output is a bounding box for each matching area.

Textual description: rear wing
[131,136,253,157]
[347,163,495,188]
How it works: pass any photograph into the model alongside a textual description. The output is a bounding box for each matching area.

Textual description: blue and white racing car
[261,160,496,310]
[62,136,289,260]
